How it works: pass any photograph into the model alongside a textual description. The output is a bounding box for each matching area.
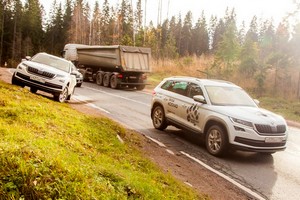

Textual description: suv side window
[161,80,173,91]
[161,80,188,96]
[187,83,203,98]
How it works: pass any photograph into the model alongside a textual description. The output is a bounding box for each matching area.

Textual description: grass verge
[0,80,204,199]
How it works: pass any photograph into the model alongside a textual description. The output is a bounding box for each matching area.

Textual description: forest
[1,0,300,99]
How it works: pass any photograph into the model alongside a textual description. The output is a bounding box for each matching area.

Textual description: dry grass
[149,55,300,100]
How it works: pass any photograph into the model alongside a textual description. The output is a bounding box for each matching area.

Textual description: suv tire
[152,105,168,130]
[206,125,228,157]
[54,87,69,103]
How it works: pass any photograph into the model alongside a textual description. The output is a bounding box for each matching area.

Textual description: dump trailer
[62,44,151,90]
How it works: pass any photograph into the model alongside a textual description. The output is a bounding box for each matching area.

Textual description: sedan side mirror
[193,95,206,104]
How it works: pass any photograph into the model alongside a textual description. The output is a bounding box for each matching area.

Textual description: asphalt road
[73,82,300,200]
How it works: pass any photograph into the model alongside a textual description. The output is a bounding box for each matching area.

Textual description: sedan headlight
[230,117,253,128]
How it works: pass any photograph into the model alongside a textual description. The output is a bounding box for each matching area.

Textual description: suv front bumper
[14,71,64,94]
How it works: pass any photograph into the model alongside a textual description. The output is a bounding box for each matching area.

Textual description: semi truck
[62,44,151,90]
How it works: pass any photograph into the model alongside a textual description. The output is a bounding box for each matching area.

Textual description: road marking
[180,151,266,200]
[145,135,265,200]
[73,95,110,114]
[145,136,166,147]
[84,86,150,107]
[166,149,175,155]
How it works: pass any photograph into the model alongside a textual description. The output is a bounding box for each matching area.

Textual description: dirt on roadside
[0,67,252,200]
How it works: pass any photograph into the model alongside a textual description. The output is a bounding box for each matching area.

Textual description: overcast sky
[39,0,298,27]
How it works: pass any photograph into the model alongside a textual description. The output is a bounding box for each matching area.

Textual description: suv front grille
[27,66,55,78]
[255,124,286,135]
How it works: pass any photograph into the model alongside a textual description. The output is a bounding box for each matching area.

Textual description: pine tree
[63,0,72,43]
[118,0,133,45]
[22,0,44,55]
[213,8,240,78]
[181,11,193,56]
[91,1,101,45]
[192,11,209,56]
[100,0,111,44]
[239,15,260,77]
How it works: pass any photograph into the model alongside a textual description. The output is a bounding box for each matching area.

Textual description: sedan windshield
[31,53,71,73]
[205,86,257,107]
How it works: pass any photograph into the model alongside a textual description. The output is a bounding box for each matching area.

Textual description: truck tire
[110,74,120,89]
[103,73,111,87]
[96,72,104,86]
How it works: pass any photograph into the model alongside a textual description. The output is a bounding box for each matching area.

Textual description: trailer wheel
[96,72,104,86]
[110,74,120,89]
[103,73,111,87]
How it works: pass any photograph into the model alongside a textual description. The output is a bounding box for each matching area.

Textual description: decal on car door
[186,103,199,126]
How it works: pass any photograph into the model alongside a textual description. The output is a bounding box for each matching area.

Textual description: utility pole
[131,0,135,46]
[167,0,170,19]
[143,0,147,45]
[157,0,162,26]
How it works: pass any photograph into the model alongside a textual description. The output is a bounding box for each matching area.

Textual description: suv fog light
[234,126,245,132]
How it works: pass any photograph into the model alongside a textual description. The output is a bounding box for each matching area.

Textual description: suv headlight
[18,63,28,70]
[230,117,253,128]
[56,74,67,83]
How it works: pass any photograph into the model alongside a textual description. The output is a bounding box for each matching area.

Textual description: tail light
[117,74,123,79]
[140,74,147,80]
[152,90,156,96]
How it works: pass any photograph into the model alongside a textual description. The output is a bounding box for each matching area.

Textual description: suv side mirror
[193,95,206,104]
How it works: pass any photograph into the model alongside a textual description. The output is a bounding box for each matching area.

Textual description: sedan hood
[213,106,286,125]
[24,60,69,76]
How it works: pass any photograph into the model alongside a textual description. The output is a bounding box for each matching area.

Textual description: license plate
[265,137,284,143]
[31,76,45,83]
[129,76,137,79]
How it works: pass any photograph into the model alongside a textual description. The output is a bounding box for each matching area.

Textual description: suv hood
[213,106,286,125]
[24,60,69,76]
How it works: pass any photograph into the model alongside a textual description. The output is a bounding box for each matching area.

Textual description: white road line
[145,136,166,147]
[87,103,110,114]
[180,151,266,200]
[84,86,150,107]
[166,149,175,155]
[145,135,265,200]
[73,95,110,114]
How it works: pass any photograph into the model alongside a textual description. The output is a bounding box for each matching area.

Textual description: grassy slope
[0,81,204,199]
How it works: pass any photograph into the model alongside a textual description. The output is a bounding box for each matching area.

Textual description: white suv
[12,52,77,102]
[151,77,288,157]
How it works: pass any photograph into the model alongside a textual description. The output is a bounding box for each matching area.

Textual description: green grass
[0,80,204,199]
[259,97,300,123]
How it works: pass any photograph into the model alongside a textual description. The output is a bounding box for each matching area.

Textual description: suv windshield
[31,53,71,73]
[205,86,257,107]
